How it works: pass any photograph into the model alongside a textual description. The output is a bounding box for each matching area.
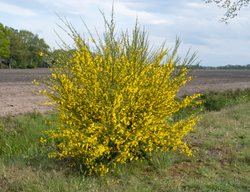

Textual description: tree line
[0,23,50,69]
[190,64,250,70]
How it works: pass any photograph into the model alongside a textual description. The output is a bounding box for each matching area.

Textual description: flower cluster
[41,16,201,176]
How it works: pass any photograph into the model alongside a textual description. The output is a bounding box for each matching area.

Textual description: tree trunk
[9,58,12,69]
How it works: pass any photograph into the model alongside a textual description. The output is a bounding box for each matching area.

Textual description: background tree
[0,23,10,68]
[9,28,29,68]
[7,28,50,68]
[205,0,250,22]
[18,30,49,68]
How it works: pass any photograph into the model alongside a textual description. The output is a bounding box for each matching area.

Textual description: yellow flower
[39,52,43,57]
[39,137,47,143]
[32,79,39,85]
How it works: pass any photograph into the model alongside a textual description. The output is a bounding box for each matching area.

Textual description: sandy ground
[0,82,51,117]
[0,69,51,117]
[0,69,250,117]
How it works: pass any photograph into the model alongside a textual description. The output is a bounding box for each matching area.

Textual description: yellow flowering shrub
[42,15,201,176]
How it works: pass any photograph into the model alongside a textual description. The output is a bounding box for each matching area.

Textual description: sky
[1,0,250,66]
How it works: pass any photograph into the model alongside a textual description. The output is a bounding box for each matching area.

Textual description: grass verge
[0,102,250,191]
[201,88,250,111]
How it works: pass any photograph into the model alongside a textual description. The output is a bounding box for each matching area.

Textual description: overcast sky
[1,0,250,66]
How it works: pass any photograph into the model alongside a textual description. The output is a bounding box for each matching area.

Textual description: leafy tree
[0,23,10,67]
[205,0,250,22]
[7,28,50,68]
[19,30,49,68]
[8,28,29,68]
[32,37,50,67]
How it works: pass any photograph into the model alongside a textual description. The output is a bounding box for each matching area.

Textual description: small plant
[41,11,201,176]
[201,89,250,111]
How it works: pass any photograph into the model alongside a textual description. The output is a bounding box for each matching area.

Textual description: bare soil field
[0,68,250,116]
[182,69,250,95]
[0,69,51,117]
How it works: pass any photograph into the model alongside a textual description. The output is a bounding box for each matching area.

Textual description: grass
[201,88,250,111]
[0,102,250,191]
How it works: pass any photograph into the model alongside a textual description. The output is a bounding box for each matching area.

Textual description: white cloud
[0,2,36,16]
[113,1,174,25]
[38,0,101,14]
[186,2,208,9]
[37,0,174,25]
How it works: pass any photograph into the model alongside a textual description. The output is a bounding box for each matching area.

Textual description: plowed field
[1,69,250,116]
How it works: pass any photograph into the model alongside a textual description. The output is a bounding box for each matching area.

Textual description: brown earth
[0,69,250,117]
[181,69,250,95]
[0,69,51,117]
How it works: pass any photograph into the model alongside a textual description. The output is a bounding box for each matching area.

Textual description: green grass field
[0,102,250,192]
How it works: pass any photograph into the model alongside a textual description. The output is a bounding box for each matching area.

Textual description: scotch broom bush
[41,12,201,176]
